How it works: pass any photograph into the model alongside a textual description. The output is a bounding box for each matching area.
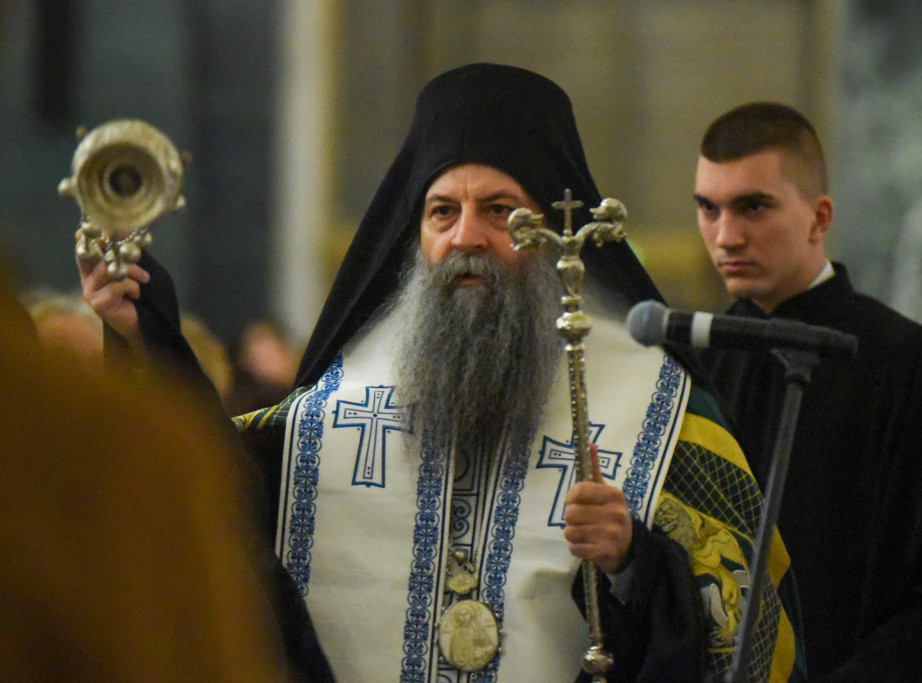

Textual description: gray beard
[394,248,563,458]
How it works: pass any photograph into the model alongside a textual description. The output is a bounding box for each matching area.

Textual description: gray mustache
[432,254,503,287]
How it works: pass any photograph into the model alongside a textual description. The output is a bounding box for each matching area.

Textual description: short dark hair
[700,102,828,195]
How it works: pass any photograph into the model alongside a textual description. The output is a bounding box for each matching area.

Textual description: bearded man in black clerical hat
[80,63,804,682]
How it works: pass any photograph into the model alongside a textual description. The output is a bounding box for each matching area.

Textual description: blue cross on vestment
[333,386,412,487]
[537,423,621,527]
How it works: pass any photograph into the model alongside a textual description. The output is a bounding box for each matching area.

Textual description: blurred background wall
[0,0,919,348]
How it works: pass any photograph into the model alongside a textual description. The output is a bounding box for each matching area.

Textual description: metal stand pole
[728,348,819,681]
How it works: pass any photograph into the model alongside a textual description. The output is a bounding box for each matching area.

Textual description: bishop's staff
[508,190,627,683]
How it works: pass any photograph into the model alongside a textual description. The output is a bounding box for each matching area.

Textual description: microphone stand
[727,348,819,682]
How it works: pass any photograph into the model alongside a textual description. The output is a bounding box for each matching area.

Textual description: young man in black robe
[80,65,805,681]
[694,102,922,680]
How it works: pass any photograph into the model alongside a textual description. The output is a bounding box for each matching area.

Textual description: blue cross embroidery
[333,385,412,488]
[537,423,621,527]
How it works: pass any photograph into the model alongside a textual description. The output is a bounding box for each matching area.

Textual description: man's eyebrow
[422,194,456,208]
[692,193,711,205]
[692,191,775,207]
[423,191,524,207]
[729,191,774,207]
[478,191,521,203]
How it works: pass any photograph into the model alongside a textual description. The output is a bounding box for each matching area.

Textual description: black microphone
[626,300,858,358]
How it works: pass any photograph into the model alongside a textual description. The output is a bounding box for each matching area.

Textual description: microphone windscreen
[626,300,667,347]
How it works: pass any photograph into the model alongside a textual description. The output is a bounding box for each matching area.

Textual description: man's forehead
[425,163,530,198]
[695,151,788,199]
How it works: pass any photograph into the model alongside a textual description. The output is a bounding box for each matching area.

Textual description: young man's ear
[810,195,834,242]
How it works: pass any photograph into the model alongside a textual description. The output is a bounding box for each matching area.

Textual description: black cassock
[699,262,922,681]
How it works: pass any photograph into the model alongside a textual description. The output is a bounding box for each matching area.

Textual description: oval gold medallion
[437,599,500,672]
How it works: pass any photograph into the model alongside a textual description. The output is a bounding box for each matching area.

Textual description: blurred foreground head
[0,278,291,681]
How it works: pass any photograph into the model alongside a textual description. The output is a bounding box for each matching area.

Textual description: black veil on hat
[294,62,663,388]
